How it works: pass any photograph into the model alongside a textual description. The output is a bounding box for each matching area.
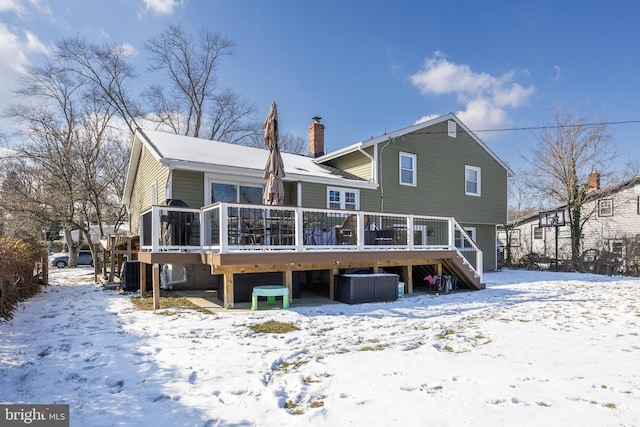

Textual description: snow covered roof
[122,129,375,205]
[137,129,372,185]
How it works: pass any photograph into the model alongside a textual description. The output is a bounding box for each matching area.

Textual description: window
[465,166,481,196]
[610,240,624,257]
[509,229,521,247]
[533,226,543,240]
[210,182,263,204]
[455,227,476,249]
[399,152,417,186]
[598,199,613,217]
[327,187,359,210]
[150,181,157,205]
[448,120,457,138]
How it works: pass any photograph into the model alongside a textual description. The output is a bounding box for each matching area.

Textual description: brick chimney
[588,171,600,192]
[308,116,325,158]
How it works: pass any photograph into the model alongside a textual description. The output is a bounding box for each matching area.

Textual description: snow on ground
[1,267,639,426]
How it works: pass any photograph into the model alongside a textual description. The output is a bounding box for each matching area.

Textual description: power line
[413,119,640,136]
[471,120,640,134]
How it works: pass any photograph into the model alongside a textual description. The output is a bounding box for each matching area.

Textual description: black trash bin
[120,261,152,292]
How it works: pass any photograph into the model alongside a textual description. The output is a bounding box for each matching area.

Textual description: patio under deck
[136,203,484,309]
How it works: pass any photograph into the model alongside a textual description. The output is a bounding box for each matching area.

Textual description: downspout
[378,137,394,212]
[356,143,375,182]
[161,264,188,290]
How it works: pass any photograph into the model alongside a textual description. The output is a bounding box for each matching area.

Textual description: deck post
[294,207,304,251]
[407,215,414,249]
[283,270,293,303]
[140,261,147,297]
[223,272,234,308]
[357,212,365,250]
[329,268,339,300]
[220,204,229,252]
[402,265,413,294]
[199,210,206,250]
[152,263,160,310]
[151,206,159,253]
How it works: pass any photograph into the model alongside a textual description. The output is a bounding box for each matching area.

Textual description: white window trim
[327,187,360,210]
[205,174,264,204]
[399,152,417,187]
[465,165,481,197]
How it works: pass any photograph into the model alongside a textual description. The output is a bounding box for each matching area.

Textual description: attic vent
[448,120,457,138]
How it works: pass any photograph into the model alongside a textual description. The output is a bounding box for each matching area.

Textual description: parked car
[51,250,94,268]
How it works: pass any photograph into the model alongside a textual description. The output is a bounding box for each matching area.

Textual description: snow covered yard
[1,268,639,426]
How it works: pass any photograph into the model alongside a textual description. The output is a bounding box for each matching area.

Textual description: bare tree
[525,100,617,265]
[143,24,259,141]
[2,56,126,266]
[503,173,539,265]
[56,38,143,136]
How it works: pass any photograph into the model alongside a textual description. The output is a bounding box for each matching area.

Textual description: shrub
[0,237,45,320]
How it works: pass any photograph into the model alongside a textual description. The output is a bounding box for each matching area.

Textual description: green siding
[301,182,327,209]
[372,121,507,224]
[171,170,204,208]
[129,145,168,233]
[462,223,497,271]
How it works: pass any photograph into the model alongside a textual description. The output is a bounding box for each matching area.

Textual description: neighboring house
[501,174,640,270]
[122,113,512,306]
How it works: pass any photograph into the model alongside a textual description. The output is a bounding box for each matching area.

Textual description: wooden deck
[137,249,483,309]
[135,202,485,309]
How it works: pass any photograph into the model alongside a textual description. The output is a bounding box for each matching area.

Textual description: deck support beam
[152,263,160,310]
[329,268,339,300]
[223,273,234,308]
[283,270,293,304]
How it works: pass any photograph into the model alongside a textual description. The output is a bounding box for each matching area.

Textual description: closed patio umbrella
[263,101,285,205]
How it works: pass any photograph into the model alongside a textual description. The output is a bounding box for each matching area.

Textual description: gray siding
[509,182,640,262]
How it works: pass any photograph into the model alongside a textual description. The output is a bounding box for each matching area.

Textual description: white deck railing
[139,202,483,280]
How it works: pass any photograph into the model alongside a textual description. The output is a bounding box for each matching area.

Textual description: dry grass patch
[130,292,210,313]
[249,320,300,334]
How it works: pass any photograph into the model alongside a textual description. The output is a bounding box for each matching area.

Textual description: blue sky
[1,0,639,173]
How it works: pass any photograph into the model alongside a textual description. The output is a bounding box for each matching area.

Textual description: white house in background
[62,223,121,247]
[502,173,640,268]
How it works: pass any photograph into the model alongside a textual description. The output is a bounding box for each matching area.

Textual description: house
[122,113,512,307]
[500,173,640,273]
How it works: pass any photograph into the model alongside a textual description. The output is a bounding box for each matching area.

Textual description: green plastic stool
[251,285,290,310]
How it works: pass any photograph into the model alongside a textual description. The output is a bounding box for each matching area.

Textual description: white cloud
[552,65,561,82]
[0,0,26,16]
[25,31,48,54]
[410,51,534,132]
[414,114,440,125]
[0,23,31,74]
[142,0,181,15]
